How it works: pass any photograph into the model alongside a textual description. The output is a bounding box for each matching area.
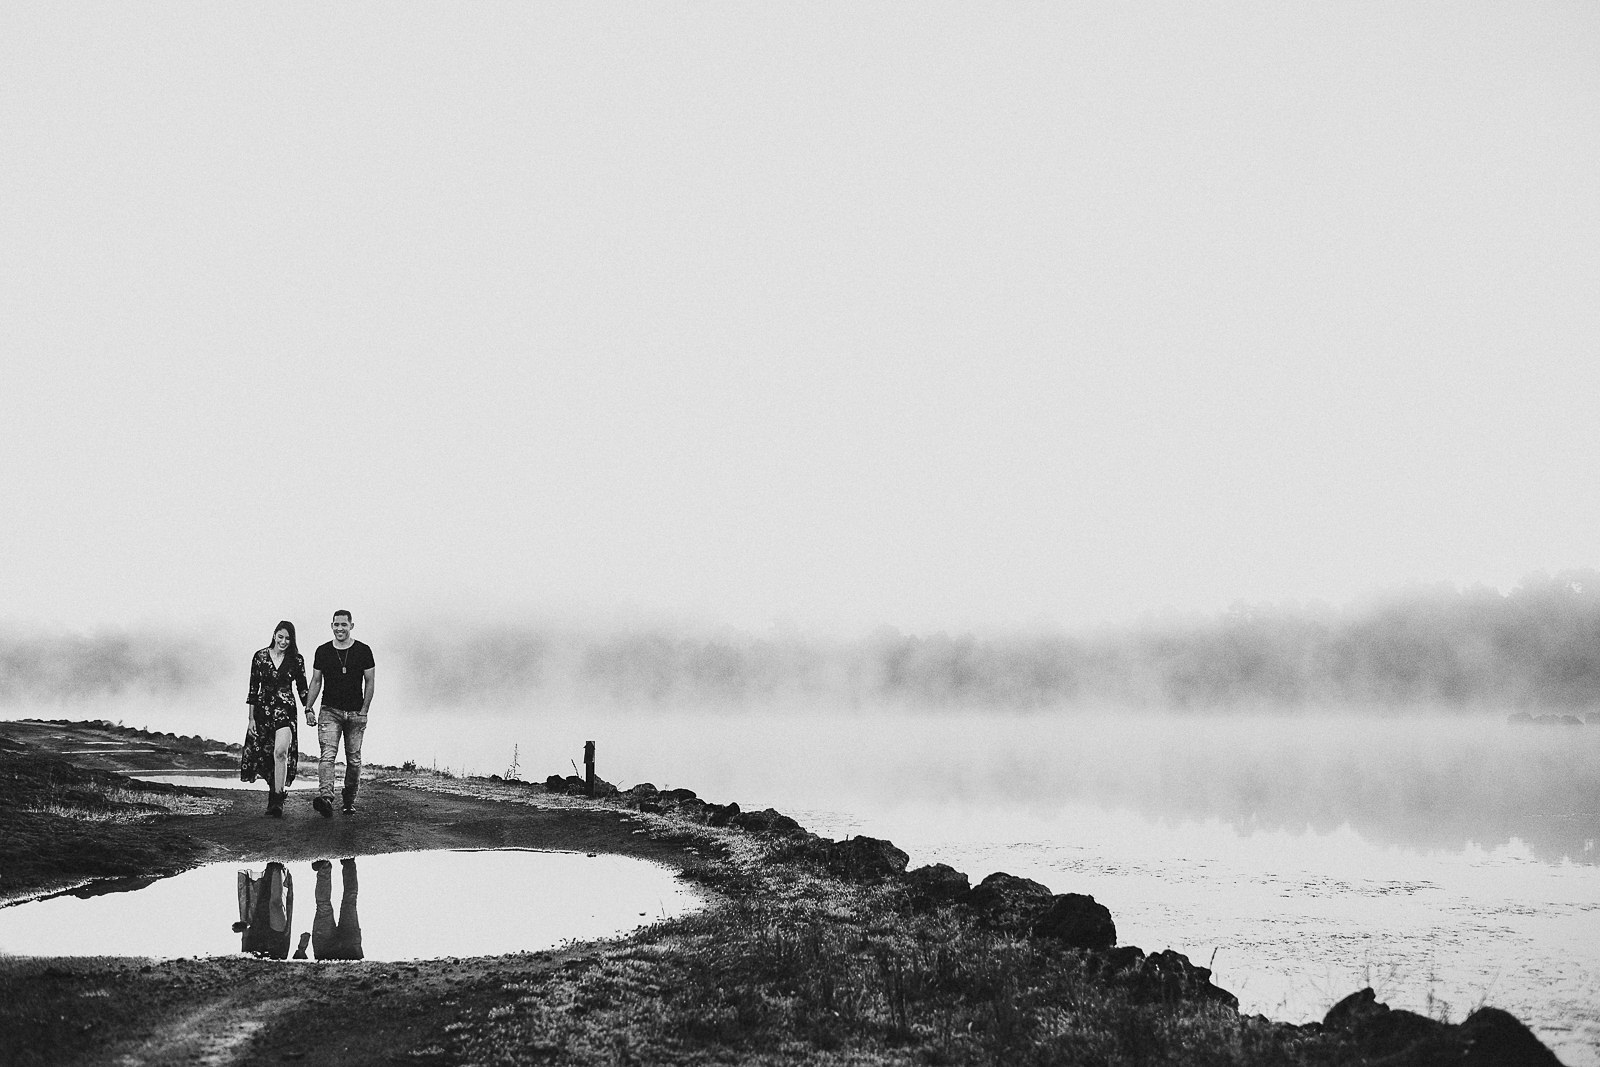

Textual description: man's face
[331,616,353,642]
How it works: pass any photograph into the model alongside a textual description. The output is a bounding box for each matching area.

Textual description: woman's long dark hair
[270,620,300,664]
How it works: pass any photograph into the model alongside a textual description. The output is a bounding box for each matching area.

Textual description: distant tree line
[0,628,222,704]
[394,571,1600,711]
[8,572,1600,710]
[660,570,1600,709]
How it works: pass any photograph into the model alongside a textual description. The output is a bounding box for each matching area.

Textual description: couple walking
[241,610,375,818]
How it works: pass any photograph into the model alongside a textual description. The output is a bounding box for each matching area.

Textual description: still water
[136,770,318,791]
[0,848,702,961]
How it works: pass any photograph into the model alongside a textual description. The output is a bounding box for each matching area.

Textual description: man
[304,610,376,817]
[308,858,363,960]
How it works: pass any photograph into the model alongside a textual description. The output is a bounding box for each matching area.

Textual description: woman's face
[273,629,291,651]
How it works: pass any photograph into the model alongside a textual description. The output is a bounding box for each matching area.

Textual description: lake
[10,702,1599,1064]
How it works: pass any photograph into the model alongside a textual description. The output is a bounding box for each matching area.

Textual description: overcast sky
[3,3,1598,636]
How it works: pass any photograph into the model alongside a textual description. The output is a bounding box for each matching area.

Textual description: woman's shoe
[267,791,285,817]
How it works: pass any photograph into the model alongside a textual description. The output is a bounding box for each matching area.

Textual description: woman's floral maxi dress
[240,648,308,785]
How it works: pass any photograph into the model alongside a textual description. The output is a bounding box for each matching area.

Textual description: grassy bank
[402,773,1563,1066]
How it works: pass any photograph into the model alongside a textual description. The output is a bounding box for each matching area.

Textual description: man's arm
[306,669,323,723]
[361,667,375,714]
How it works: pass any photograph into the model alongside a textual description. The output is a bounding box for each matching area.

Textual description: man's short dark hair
[333,609,353,623]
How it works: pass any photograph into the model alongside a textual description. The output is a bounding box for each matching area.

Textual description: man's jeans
[312,859,364,960]
[317,707,367,800]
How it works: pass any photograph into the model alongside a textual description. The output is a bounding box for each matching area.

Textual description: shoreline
[0,718,1567,1066]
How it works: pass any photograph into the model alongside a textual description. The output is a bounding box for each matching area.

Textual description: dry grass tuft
[24,783,228,822]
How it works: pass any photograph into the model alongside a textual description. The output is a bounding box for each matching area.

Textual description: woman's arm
[246,652,261,734]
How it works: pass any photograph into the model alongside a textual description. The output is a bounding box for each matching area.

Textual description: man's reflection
[233,862,293,959]
[309,857,364,960]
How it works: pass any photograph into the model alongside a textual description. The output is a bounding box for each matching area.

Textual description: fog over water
[8,580,1600,866]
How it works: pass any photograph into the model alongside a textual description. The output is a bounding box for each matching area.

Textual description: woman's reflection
[309,858,364,960]
[232,862,293,959]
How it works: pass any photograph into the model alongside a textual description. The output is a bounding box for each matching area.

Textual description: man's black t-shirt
[314,640,375,711]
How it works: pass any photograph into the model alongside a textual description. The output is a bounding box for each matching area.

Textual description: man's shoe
[341,787,357,814]
[313,796,334,819]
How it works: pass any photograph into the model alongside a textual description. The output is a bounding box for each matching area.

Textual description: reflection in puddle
[134,772,318,791]
[234,861,295,958]
[0,849,700,961]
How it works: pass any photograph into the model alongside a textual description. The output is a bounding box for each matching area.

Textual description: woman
[233,862,294,958]
[240,620,310,817]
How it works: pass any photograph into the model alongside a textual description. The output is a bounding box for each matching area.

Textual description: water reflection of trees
[1044,723,1600,865]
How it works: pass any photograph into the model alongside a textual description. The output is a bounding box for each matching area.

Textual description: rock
[961,872,1055,932]
[1128,950,1237,1010]
[903,863,970,909]
[1323,988,1444,1059]
[826,836,910,881]
[618,783,656,809]
[672,797,709,822]
[1323,987,1382,1028]
[1324,989,1563,1065]
[660,788,698,802]
[707,801,740,827]
[1459,1006,1562,1067]
[1091,945,1147,977]
[732,807,802,833]
[1032,893,1116,950]
[544,773,615,796]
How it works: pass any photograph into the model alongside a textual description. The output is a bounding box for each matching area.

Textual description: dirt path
[0,719,720,1067]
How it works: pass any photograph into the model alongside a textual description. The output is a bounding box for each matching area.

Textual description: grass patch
[22,781,229,822]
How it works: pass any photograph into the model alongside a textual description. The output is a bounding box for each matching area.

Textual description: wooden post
[584,740,595,797]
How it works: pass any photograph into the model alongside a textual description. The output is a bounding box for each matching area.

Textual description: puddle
[133,772,319,792]
[0,849,702,961]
